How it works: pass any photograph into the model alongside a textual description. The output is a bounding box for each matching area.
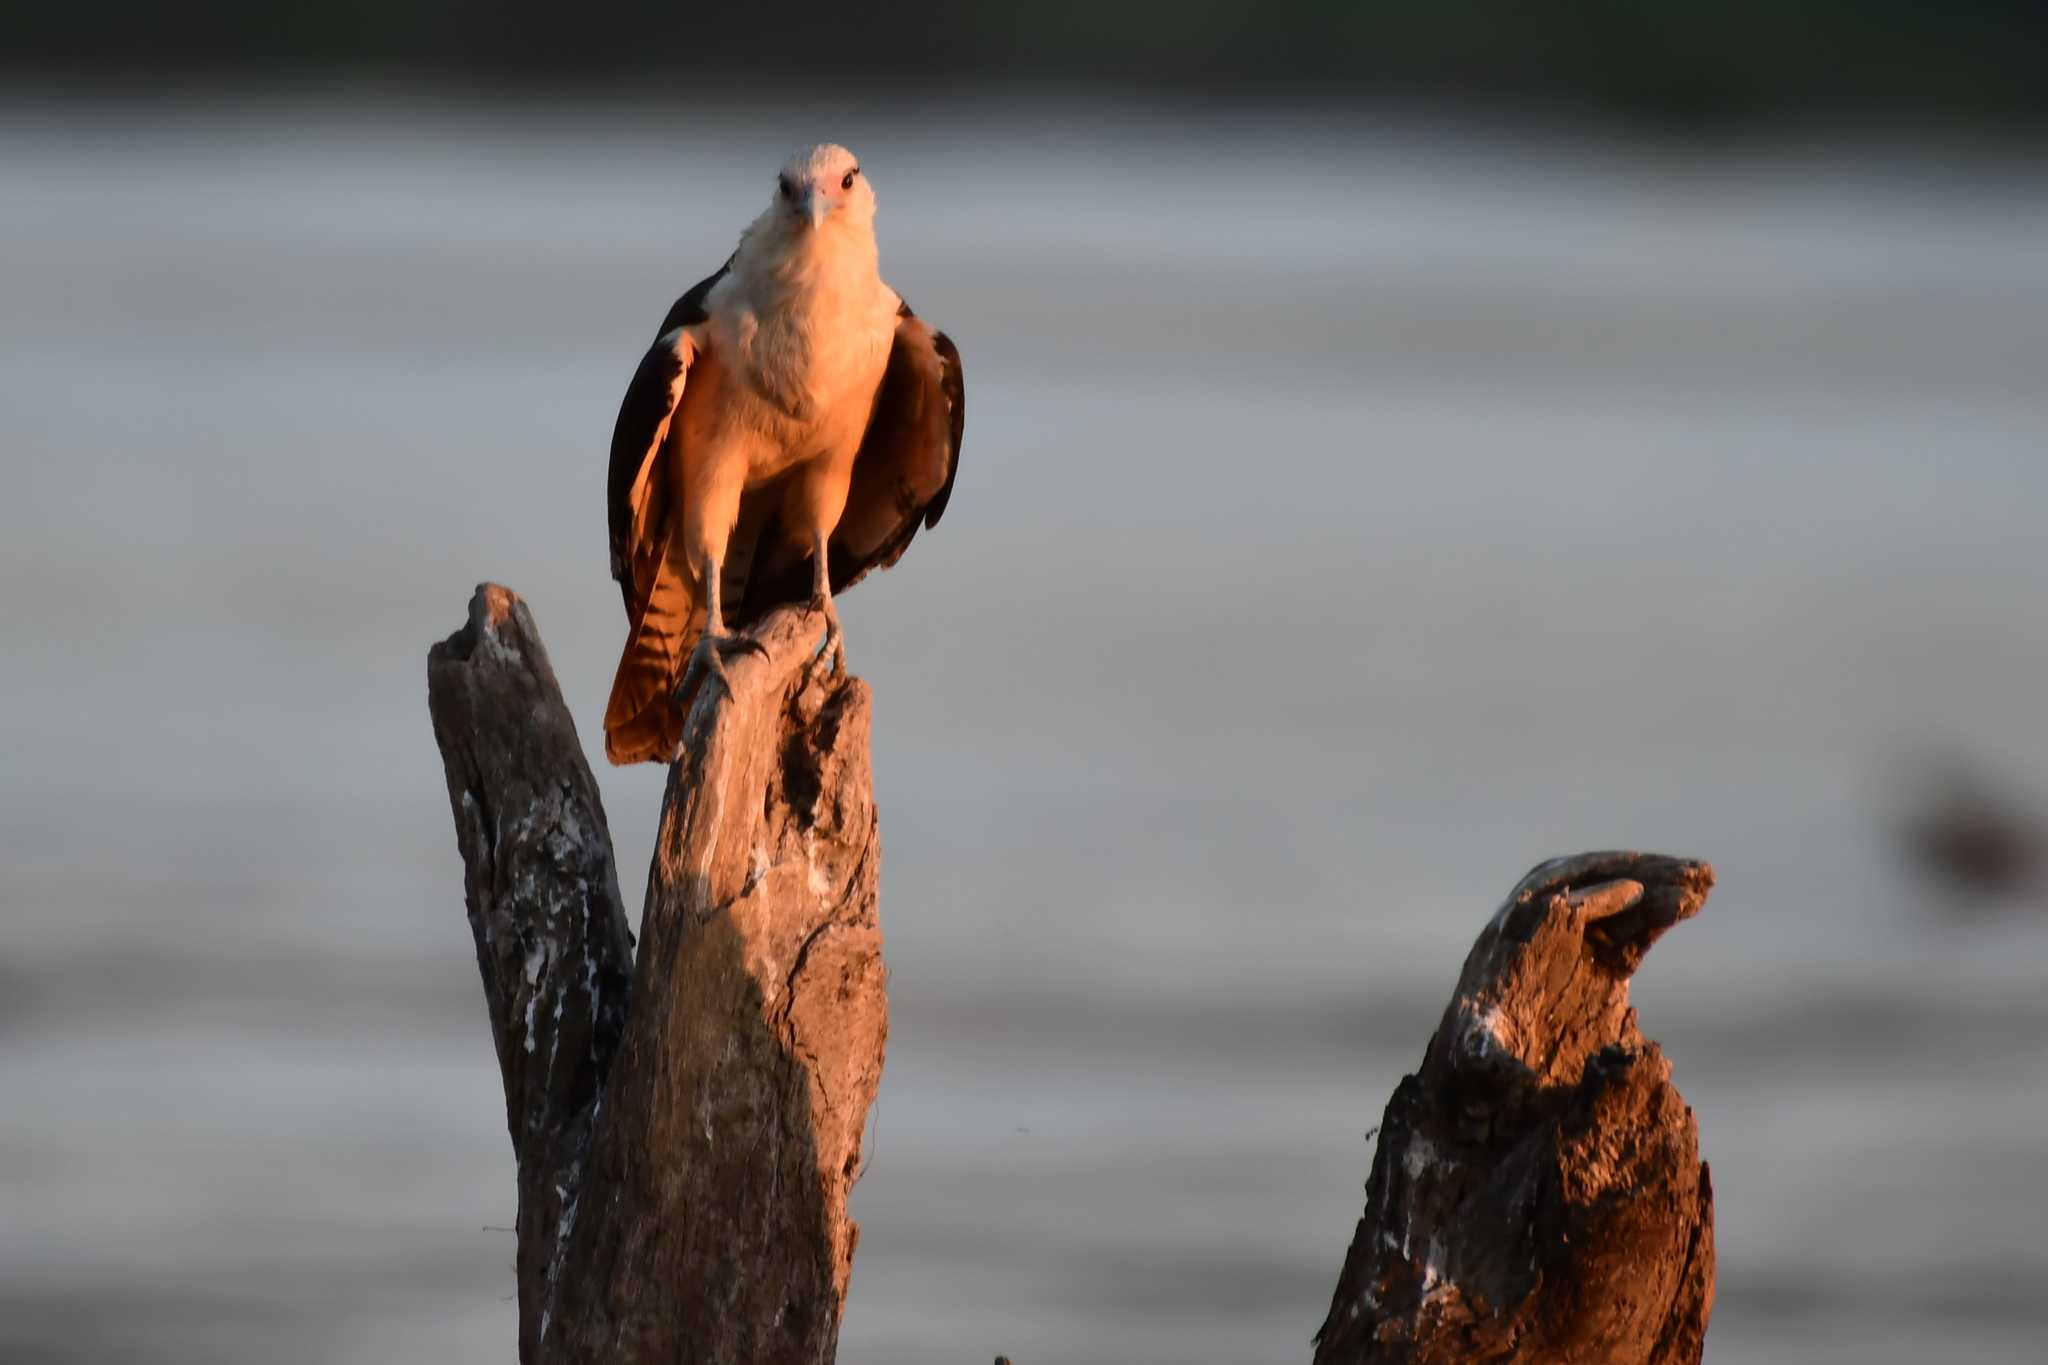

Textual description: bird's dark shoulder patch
[657,257,733,336]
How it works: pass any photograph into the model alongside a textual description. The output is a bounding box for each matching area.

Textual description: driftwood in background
[1314,853,1717,1364]
[429,586,1713,1364]
[428,584,884,1365]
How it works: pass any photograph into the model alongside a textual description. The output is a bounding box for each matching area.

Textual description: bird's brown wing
[602,264,729,765]
[827,302,965,593]
[607,263,728,612]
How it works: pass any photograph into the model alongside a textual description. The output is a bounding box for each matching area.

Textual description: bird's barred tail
[603,543,704,766]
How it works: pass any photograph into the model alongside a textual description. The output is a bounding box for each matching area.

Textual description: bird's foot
[676,629,770,705]
[810,597,847,676]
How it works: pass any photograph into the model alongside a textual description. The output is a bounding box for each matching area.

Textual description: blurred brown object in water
[1895,762,2047,905]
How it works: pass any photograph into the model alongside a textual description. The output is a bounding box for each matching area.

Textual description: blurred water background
[4,87,2047,1364]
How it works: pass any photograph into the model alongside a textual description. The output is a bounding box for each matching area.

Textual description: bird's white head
[771,143,874,234]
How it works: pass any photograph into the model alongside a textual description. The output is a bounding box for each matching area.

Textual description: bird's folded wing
[828,304,966,592]
[602,264,733,766]
[607,326,697,613]
[608,262,730,614]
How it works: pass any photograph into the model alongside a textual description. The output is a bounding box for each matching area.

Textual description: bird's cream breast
[710,288,892,483]
[691,212,897,486]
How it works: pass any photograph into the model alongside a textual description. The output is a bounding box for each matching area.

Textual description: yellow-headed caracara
[603,144,964,765]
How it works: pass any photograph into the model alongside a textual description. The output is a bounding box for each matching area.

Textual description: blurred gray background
[5,8,2048,1363]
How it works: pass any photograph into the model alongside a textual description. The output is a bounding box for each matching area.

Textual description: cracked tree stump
[1313,852,1717,1365]
[428,584,885,1365]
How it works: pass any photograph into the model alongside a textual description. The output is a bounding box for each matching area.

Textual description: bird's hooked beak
[797,185,827,229]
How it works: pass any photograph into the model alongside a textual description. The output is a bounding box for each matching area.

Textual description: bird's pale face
[774,144,873,231]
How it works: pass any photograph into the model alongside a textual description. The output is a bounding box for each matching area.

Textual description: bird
[601,143,964,766]
[1893,759,2045,907]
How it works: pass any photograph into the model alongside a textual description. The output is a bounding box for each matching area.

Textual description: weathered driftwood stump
[429,585,1715,1365]
[428,584,885,1365]
[1314,852,1717,1364]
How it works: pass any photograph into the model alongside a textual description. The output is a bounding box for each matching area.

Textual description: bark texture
[428,585,885,1365]
[1313,852,1717,1365]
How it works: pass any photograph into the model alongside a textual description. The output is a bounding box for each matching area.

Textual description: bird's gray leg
[677,556,768,704]
[811,531,846,674]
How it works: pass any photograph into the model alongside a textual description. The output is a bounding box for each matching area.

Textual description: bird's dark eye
[779,176,796,200]
[841,169,856,190]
